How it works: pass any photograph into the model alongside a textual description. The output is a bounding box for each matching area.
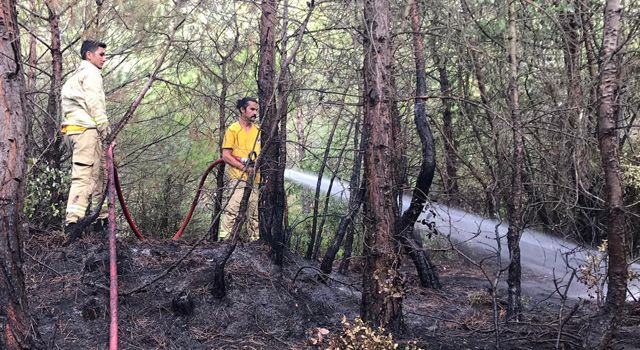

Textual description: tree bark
[258,0,286,266]
[596,0,627,345]
[360,0,403,331]
[506,0,525,321]
[394,0,441,290]
[0,0,41,347]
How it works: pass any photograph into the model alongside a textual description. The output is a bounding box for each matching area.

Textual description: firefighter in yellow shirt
[220,97,261,241]
[60,40,110,242]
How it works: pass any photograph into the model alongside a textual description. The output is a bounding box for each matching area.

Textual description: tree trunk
[321,116,364,274]
[0,0,41,347]
[258,0,286,266]
[360,0,403,331]
[576,0,599,131]
[395,0,442,290]
[314,119,354,260]
[277,11,289,251]
[338,89,366,276]
[43,0,63,168]
[431,40,459,202]
[208,76,227,241]
[24,34,37,156]
[506,0,525,321]
[594,0,627,345]
[307,116,340,259]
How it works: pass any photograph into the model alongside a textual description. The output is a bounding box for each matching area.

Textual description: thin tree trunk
[576,0,599,130]
[431,40,459,202]
[208,76,227,241]
[361,0,403,331]
[338,86,366,276]
[277,7,289,251]
[24,34,37,156]
[307,116,340,259]
[0,0,41,347]
[338,206,358,274]
[457,55,496,216]
[506,0,525,321]
[293,100,312,246]
[321,117,364,274]
[314,119,355,260]
[468,48,501,217]
[396,0,441,290]
[208,23,240,241]
[43,0,63,168]
[592,0,627,346]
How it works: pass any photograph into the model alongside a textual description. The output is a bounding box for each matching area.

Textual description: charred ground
[23,231,640,349]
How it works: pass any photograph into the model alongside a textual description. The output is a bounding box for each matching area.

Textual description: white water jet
[284,168,640,300]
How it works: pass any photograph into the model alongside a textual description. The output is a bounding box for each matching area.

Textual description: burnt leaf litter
[24,231,640,349]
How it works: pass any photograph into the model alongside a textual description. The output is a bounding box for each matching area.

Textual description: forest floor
[23,230,640,349]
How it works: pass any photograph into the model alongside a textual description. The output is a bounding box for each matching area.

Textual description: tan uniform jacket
[61,60,109,137]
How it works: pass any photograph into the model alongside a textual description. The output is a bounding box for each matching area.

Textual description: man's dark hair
[80,40,107,60]
[236,96,258,111]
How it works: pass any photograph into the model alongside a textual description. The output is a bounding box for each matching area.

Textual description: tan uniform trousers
[219,178,259,242]
[64,129,108,224]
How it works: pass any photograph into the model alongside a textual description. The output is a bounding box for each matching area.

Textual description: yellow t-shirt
[222,121,261,181]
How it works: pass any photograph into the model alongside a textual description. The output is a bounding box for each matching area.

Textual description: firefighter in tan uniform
[219,97,261,241]
[60,40,110,242]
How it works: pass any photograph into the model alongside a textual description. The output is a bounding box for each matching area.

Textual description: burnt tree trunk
[0,1,41,347]
[321,117,365,274]
[395,0,441,290]
[307,116,339,259]
[360,0,403,331]
[258,0,286,266]
[211,181,256,298]
[315,118,354,260]
[338,86,366,275]
[208,70,228,241]
[506,0,525,321]
[209,63,229,241]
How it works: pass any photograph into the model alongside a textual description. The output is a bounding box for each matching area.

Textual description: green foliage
[24,160,69,229]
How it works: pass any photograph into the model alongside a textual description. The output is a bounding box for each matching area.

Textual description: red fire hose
[110,159,225,241]
[113,167,145,241]
[171,159,225,240]
[106,145,119,350]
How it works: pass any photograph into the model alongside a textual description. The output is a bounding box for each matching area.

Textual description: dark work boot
[92,218,108,235]
[64,223,82,245]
